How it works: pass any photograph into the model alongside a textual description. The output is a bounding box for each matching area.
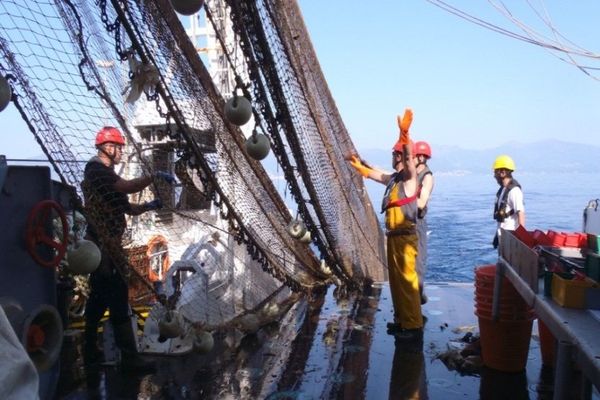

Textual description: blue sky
[297,0,600,150]
[1,1,599,159]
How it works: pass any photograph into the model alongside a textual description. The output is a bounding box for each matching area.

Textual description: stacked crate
[509,228,600,309]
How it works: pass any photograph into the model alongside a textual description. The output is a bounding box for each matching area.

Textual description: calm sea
[371,172,600,283]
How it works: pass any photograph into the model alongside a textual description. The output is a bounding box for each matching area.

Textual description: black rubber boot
[113,321,156,373]
[419,284,428,305]
[386,322,402,334]
[83,322,103,367]
[84,363,102,392]
[394,328,424,342]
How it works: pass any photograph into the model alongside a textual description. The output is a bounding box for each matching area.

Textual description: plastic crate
[588,233,600,253]
[578,233,589,248]
[539,246,586,272]
[547,230,566,247]
[513,226,535,248]
[551,274,599,309]
[563,232,581,248]
[533,230,551,247]
[585,252,600,282]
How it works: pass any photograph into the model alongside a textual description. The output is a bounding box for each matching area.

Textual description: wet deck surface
[57,282,596,399]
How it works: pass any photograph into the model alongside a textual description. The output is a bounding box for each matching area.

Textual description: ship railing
[496,228,600,398]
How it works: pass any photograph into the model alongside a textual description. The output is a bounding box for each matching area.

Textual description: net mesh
[226,0,386,281]
[0,0,386,331]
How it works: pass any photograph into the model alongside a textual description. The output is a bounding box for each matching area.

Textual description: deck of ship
[56,282,596,399]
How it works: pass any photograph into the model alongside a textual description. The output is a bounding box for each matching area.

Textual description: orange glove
[397,108,413,145]
[347,155,372,177]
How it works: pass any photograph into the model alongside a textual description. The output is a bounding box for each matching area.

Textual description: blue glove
[144,199,163,211]
[154,171,176,185]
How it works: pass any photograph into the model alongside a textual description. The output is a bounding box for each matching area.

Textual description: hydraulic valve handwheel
[26,200,68,268]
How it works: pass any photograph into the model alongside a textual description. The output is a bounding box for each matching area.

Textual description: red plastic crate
[578,233,589,248]
[513,226,535,248]
[532,230,551,247]
[563,232,581,248]
[547,230,566,247]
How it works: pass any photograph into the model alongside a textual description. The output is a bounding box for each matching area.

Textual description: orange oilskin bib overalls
[382,172,423,330]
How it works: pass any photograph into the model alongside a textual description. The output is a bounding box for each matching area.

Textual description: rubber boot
[419,284,428,305]
[394,328,424,343]
[387,322,402,334]
[113,321,156,373]
[83,322,103,367]
[84,364,102,393]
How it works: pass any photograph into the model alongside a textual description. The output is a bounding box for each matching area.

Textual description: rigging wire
[486,0,600,78]
[424,0,600,79]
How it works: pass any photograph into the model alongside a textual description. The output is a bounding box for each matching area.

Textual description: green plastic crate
[585,252,600,282]
[587,233,600,253]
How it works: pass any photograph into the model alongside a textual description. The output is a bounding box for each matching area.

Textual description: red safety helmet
[392,140,414,154]
[95,126,125,146]
[413,141,432,158]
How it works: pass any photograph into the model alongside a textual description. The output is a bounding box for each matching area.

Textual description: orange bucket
[475,307,536,321]
[537,320,556,367]
[474,294,528,307]
[475,264,505,282]
[474,281,520,296]
[475,265,521,295]
[475,265,534,371]
[474,265,533,313]
[477,315,533,372]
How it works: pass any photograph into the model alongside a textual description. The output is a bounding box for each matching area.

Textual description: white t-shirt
[496,185,525,231]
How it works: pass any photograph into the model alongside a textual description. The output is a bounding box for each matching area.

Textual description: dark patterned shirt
[82,157,131,240]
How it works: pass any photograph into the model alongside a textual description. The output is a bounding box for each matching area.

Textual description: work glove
[397,108,413,146]
[347,155,372,178]
[144,199,163,211]
[154,171,176,185]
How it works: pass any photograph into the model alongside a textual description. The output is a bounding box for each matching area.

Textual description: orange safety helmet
[95,126,125,146]
[413,141,432,158]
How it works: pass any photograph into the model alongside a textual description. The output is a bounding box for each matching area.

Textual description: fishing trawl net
[220,0,387,283]
[0,0,385,338]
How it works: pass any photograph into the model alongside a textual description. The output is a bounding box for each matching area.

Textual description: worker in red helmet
[81,126,175,379]
[347,109,423,342]
[412,140,434,305]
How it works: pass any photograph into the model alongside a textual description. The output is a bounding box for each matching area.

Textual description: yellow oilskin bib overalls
[384,175,423,330]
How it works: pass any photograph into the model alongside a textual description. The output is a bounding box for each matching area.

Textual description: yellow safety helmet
[493,155,515,171]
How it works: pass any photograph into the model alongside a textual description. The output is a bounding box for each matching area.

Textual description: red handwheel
[25,200,68,268]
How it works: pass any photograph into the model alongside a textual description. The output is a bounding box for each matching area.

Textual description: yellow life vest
[383,173,417,232]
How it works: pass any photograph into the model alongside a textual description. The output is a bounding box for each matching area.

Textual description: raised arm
[401,143,417,197]
[347,154,392,185]
[397,109,417,196]
[367,169,394,185]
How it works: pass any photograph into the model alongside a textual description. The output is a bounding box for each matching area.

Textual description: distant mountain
[359,140,600,175]
[258,140,600,210]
